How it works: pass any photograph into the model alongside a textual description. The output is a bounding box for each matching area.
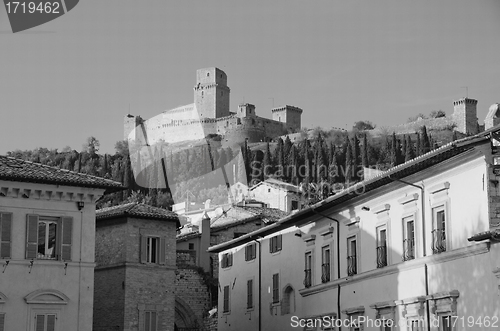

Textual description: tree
[353,120,375,131]
[288,145,299,185]
[405,135,415,162]
[416,132,421,157]
[274,138,285,180]
[263,142,273,179]
[420,126,431,155]
[352,135,361,181]
[250,150,264,185]
[84,136,100,159]
[362,134,369,168]
[429,110,446,118]
[344,137,353,184]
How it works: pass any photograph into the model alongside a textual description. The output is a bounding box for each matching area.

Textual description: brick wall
[93,267,126,331]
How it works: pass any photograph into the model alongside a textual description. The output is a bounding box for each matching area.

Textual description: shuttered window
[223,286,230,313]
[35,314,56,331]
[269,235,282,253]
[272,273,279,303]
[26,215,72,261]
[140,235,166,265]
[247,279,253,309]
[144,311,157,331]
[0,213,12,259]
[0,313,5,331]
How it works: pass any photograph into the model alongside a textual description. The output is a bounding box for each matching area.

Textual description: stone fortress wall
[124,67,303,145]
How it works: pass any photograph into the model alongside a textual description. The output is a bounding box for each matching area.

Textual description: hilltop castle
[124,67,303,145]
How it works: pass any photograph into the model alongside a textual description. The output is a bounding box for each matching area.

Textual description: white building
[0,156,122,331]
[210,126,500,331]
[249,178,302,213]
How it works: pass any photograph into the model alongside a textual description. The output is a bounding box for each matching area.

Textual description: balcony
[347,255,357,276]
[321,263,330,283]
[431,229,446,254]
[303,269,312,288]
[403,238,415,261]
[376,245,387,268]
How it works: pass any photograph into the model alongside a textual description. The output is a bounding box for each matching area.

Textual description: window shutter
[228,252,233,266]
[26,215,39,259]
[159,237,166,265]
[140,235,147,263]
[278,235,282,251]
[145,311,151,331]
[151,312,157,331]
[245,246,248,261]
[0,313,5,331]
[269,238,273,253]
[61,217,73,261]
[35,314,45,331]
[0,213,12,259]
[46,314,56,331]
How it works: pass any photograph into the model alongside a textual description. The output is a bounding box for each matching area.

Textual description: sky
[1,0,499,155]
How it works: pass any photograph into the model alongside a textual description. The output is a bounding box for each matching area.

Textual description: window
[321,246,331,283]
[247,279,253,309]
[0,313,4,331]
[144,311,157,331]
[281,286,295,315]
[207,72,209,77]
[221,252,233,268]
[403,216,415,261]
[304,252,312,288]
[269,235,282,253]
[291,200,299,210]
[35,313,56,331]
[272,273,280,303]
[347,236,357,276]
[140,235,165,265]
[376,227,388,268]
[432,207,446,254]
[223,285,230,313]
[0,213,12,259]
[245,243,256,261]
[26,215,72,261]
[188,243,194,250]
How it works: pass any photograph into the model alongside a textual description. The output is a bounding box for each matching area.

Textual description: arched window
[281,285,295,315]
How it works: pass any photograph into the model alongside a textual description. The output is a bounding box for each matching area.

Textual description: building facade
[248,178,302,213]
[210,126,500,331]
[93,203,179,331]
[0,156,122,331]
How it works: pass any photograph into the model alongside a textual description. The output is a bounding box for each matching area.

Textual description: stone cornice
[0,182,99,203]
[398,193,419,205]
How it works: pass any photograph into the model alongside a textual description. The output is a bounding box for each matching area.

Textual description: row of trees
[6,124,449,209]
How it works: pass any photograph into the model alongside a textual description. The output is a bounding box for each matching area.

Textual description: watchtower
[193,68,230,119]
[123,114,144,141]
[452,98,478,135]
[271,105,303,132]
[236,103,256,118]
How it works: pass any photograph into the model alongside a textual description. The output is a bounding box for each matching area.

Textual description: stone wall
[93,267,126,331]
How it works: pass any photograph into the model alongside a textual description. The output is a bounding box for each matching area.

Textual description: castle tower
[193,68,230,119]
[236,103,256,118]
[123,114,144,140]
[452,98,478,135]
[485,104,500,130]
[271,105,303,132]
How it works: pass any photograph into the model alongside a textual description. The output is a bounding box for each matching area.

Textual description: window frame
[269,234,282,254]
[223,285,230,313]
[431,205,447,254]
[245,243,256,261]
[143,310,157,331]
[304,251,312,288]
[0,212,12,259]
[29,308,61,331]
[347,236,358,276]
[376,226,388,268]
[321,245,331,283]
[140,230,166,265]
[26,215,72,262]
[221,252,233,268]
[402,214,416,261]
[246,278,254,310]
[272,273,280,304]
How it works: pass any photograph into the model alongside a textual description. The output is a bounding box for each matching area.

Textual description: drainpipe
[253,238,262,331]
[387,176,430,331]
[310,208,341,330]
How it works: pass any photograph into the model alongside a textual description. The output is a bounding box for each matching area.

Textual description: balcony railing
[403,238,415,261]
[431,229,446,254]
[347,255,357,276]
[303,269,312,288]
[321,263,330,283]
[376,245,387,268]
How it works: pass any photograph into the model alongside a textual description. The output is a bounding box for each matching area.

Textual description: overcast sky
[1,0,499,154]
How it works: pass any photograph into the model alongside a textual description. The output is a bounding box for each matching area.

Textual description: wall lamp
[77,201,85,211]
[361,206,370,211]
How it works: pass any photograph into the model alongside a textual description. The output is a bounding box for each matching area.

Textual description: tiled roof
[209,125,500,253]
[0,156,123,193]
[210,206,288,229]
[96,202,179,224]
[250,178,300,193]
